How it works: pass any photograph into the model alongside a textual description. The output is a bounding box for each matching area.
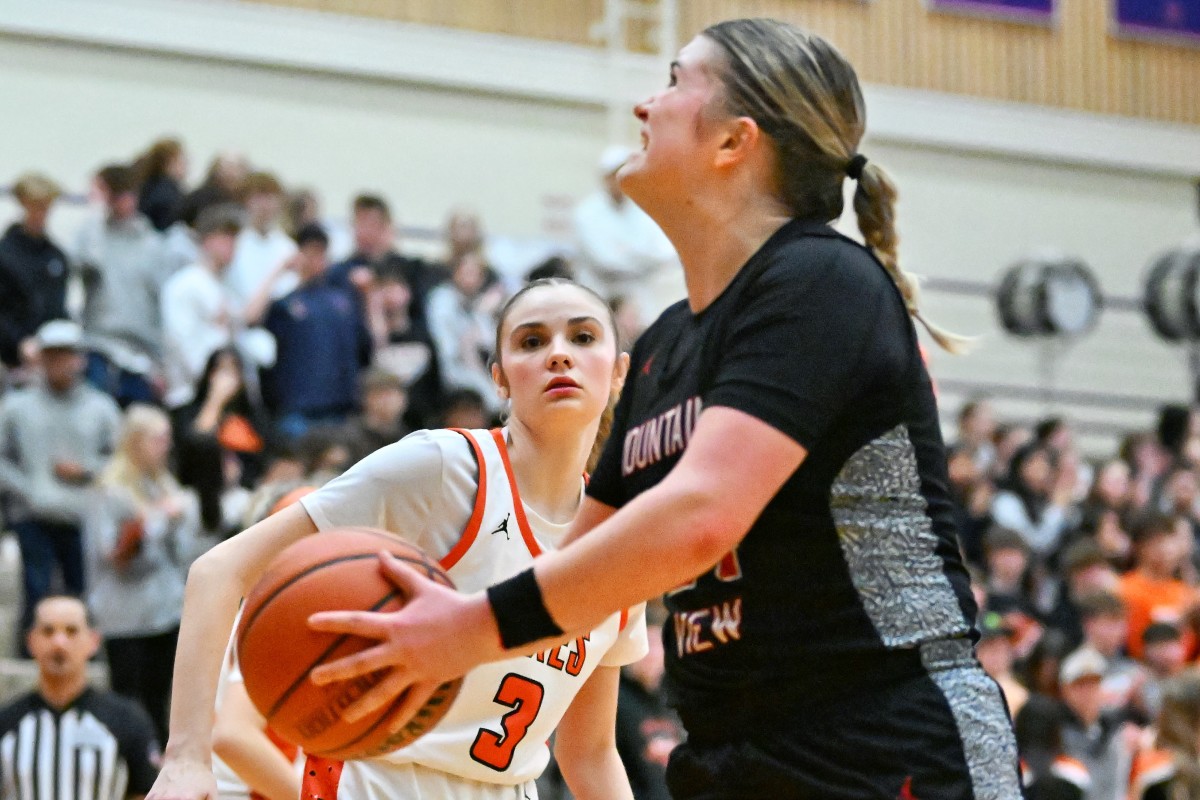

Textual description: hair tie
[846,154,868,181]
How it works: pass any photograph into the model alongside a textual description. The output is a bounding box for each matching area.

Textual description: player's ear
[491,362,510,400]
[611,352,631,394]
[85,629,101,660]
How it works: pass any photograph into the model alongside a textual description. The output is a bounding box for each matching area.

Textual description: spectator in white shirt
[223,172,297,311]
[160,205,275,409]
[573,145,678,324]
[425,250,506,416]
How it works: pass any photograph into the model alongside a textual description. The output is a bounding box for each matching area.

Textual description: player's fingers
[308,609,392,638]
[340,667,412,723]
[382,680,444,738]
[376,551,430,596]
[309,643,398,685]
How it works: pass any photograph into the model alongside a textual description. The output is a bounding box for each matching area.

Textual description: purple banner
[1115,0,1200,43]
[929,0,1054,23]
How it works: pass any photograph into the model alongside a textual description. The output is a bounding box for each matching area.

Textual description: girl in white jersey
[147,279,643,800]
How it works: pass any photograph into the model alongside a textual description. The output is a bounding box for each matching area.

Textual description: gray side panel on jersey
[830,424,968,647]
[921,641,1023,800]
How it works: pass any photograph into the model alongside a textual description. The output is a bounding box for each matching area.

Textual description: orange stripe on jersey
[619,608,629,632]
[266,727,299,761]
[301,754,343,800]
[491,428,543,558]
[439,428,489,571]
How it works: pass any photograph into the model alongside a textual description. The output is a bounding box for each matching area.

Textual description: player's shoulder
[638,298,691,342]
[348,428,476,478]
[761,221,884,288]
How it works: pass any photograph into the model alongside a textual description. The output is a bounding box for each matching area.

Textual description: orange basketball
[236,527,462,760]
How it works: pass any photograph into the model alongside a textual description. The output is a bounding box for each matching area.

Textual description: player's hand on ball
[145,755,218,800]
[308,551,502,720]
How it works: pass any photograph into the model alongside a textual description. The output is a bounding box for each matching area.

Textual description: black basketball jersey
[588,219,978,733]
[0,688,159,800]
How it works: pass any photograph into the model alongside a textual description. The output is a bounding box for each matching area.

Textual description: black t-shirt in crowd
[0,688,160,800]
[588,219,978,734]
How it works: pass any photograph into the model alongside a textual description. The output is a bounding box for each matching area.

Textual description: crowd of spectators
[0,135,681,797]
[3,134,1200,799]
[952,398,1200,798]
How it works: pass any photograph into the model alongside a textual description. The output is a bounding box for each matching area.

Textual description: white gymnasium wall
[0,36,608,239]
[863,141,1198,452]
[1,0,1198,454]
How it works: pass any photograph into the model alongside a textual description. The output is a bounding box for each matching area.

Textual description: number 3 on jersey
[470,673,545,771]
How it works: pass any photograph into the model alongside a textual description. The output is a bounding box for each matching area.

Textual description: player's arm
[560,497,617,548]
[148,502,317,800]
[552,666,635,800]
[532,406,803,631]
[310,407,804,709]
[212,681,301,800]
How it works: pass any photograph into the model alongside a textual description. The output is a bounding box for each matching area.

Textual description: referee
[0,596,159,800]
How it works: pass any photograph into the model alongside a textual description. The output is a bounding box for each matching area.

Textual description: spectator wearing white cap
[0,320,122,642]
[572,145,679,325]
[1058,647,1137,800]
[0,172,70,370]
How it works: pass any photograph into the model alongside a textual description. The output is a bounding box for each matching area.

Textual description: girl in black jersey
[308,18,1022,799]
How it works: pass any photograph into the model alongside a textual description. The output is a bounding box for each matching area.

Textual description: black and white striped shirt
[0,689,159,800]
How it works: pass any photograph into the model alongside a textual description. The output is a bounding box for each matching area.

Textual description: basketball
[236,527,463,760]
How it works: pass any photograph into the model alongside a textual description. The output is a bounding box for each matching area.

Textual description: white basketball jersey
[304,428,646,793]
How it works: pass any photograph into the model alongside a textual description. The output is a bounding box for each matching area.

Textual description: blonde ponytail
[853,161,973,354]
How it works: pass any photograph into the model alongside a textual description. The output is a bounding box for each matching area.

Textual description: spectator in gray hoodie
[76,164,173,406]
[0,320,121,639]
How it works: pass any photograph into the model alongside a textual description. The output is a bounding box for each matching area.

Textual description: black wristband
[487,567,564,650]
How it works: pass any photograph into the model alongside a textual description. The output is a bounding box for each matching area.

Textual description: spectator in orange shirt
[1119,514,1198,661]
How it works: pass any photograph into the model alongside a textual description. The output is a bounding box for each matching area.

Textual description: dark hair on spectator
[1144,621,1183,646]
[1076,591,1125,620]
[1021,628,1071,698]
[295,425,352,476]
[983,526,1029,557]
[1158,405,1192,457]
[442,387,486,413]
[1014,694,1068,785]
[1034,417,1065,445]
[98,163,140,196]
[375,259,411,286]
[284,188,318,239]
[1131,512,1178,545]
[136,137,183,183]
[526,255,574,283]
[353,193,392,221]
[194,203,244,239]
[240,171,284,198]
[1061,539,1109,576]
[175,348,267,532]
[294,223,329,249]
[28,595,95,631]
[1003,441,1054,520]
[958,396,990,426]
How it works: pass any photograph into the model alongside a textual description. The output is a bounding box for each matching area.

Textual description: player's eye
[573,331,597,345]
[520,335,543,349]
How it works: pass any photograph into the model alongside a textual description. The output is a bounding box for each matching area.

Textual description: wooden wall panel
[240,0,606,45]
[680,0,1199,125]
[243,0,1199,125]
